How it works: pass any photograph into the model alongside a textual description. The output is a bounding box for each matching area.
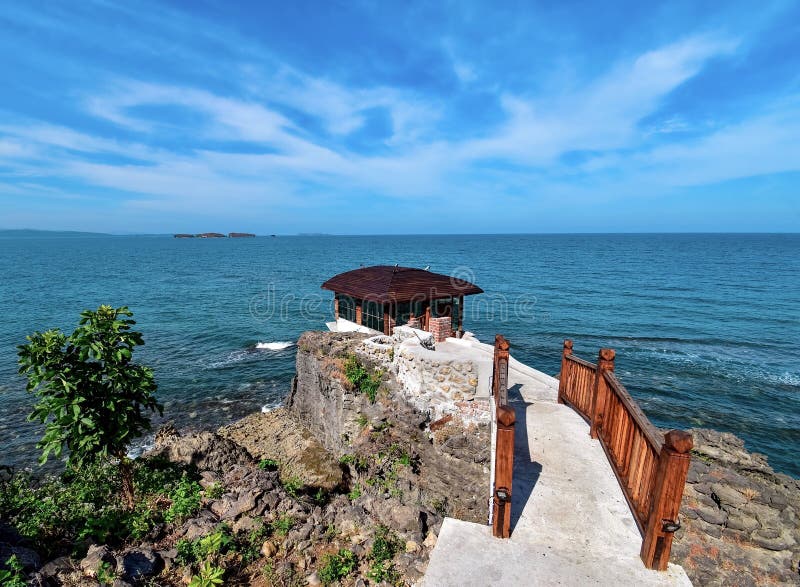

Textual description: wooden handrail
[558,339,692,570]
[491,334,514,539]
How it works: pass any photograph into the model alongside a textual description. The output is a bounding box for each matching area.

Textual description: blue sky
[0,0,798,234]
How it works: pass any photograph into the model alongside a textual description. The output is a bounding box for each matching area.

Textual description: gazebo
[321,265,483,337]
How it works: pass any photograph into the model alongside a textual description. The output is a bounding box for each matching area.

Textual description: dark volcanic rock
[117,547,162,580]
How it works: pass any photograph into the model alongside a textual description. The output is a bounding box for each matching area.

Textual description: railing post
[493,334,510,405]
[640,430,693,570]
[589,348,615,439]
[557,339,573,404]
[492,405,515,538]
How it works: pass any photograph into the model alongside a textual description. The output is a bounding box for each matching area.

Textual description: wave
[255,341,294,351]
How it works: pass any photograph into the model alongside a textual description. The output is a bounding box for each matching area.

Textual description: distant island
[174,232,257,238]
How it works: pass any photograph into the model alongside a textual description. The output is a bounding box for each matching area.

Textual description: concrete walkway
[421,359,692,586]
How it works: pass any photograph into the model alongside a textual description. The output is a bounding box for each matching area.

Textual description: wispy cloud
[0,1,798,232]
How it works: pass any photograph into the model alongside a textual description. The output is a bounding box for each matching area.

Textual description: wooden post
[383,304,391,335]
[557,340,573,404]
[355,304,363,326]
[424,306,431,331]
[640,430,693,570]
[590,348,615,439]
[493,335,510,405]
[333,297,339,320]
[492,405,515,538]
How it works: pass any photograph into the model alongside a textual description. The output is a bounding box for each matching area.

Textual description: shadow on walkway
[507,382,542,532]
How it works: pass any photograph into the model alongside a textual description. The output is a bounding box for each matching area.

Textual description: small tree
[18,305,162,508]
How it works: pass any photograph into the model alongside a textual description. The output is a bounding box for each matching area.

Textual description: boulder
[146,431,253,473]
[219,408,343,492]
[117,548,162,580]
[80,544,113,577]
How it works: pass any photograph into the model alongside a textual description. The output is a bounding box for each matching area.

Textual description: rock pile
[672,428,800,585]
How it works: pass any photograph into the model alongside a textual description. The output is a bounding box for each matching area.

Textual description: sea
[0,233,798,477]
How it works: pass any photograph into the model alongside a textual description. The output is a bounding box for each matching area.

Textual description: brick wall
[429,316,452,343]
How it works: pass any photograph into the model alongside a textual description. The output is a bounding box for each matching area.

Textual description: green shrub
[348,484,362,501]
[258,458,279,471]
[366,526,402,585]
[0,555,26,587]
[97,561,117,585]
[165,474,203,524]
[270,514,294,537]
[204,482,225,500]
[343,355,382,403]
[281,476,302,499]
[318,548,357,585]
[188,560,225,587]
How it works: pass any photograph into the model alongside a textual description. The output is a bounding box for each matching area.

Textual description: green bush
[367,526,403,585]
[270,514,294,537]
[188,560,225,587]
[258,458,279,471]
[343,355,382,403]
[318,548,357,585]
[0,458,196,557]
[164,474,203,524]
[0,555,26,587]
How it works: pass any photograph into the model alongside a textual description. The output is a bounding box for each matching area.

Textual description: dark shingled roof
[321,265,483,304]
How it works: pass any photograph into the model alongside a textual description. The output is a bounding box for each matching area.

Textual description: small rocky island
[1,330,797,586]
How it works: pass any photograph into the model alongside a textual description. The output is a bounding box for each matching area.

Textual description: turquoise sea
[0,234,798,477]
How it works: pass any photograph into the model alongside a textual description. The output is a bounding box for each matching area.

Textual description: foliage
[280,475,302,499]
[370,525,402,565]
[238,522,270,564]
[270,514,294,537]
[0,458,193,557]
[343,355,382,403]
[188,560,225,587]
[356,414,369,428]
[318,548,357,585]
[176,526,234,565]
[164,474,203,524]
[367,525,403,585]
[0,555,26,587]
[258,458,279,471]
[347,484,362,501]
[17,305,162,507]
[97,561,117,585]
[204,481,225,499]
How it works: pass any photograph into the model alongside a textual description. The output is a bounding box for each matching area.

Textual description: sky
[0,0,799,234]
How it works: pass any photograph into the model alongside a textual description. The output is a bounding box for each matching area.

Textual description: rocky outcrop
[219,408,344,492]
[672,428,800,586]
[288,330,491,523]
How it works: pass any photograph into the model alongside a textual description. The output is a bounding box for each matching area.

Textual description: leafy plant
[356,414,369,428]
[165,474,203,524]
[204,482,225,500]
[17,305,162,508]
[0,555,26,587]
[343,355,382,403]
[270,514,294,537]
[347,484,362,501]
[367,526,402,585]
[258,458,279,471]
[318,548,357,585]
[188,560,225,587]
[97,561,117,585]
[281,475,302,499]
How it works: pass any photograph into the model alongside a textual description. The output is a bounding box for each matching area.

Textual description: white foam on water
[255,341,294,350]
[261,401,281,413]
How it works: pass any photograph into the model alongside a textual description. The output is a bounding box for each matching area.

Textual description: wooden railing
[491,334,515,539]
[557,339,692,571]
